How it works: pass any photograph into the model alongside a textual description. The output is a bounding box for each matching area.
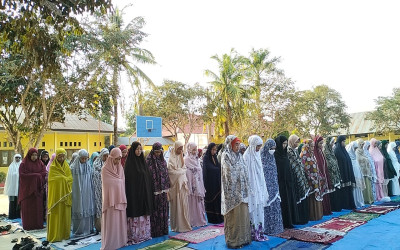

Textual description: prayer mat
[379,201,400,207]
[277,229,343,244]
[26,228,47,239]
[310,218,366,234]
[390,196,400,202]
[139,239,189,250]
[169,225,224,244]
[51,233,101,249]
[272,239,329,250]
[339,212,380,222]
[356,205,398,215]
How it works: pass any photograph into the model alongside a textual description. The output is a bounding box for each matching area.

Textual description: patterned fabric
[261,139,284,236]
[301,140,327,201]
[356,205,398,214]
[363,141,377,200]
[272,240,329,250]
[339,212,380,221]
[356,139,373,178]
[277,229,343,244]
[170,225,225,243]
[127,215,152,245]
[287,145,310,204]
[310,218,366,233]
[92,148,109,218]
[221,135,250,215]
[138,239,188,250]
[323,137,341,189]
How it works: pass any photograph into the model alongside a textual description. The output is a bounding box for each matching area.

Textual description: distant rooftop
[337,111,376,135]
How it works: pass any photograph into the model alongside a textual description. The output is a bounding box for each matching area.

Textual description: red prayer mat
[356,205,399,215]
[310,218,366,234]
[169,225,225,244]
[277,229,343,244]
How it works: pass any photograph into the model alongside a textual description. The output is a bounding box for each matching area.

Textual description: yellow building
[338,111,400,142]
[0,113,117,175]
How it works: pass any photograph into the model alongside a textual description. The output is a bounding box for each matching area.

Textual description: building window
[74,142,77,147]
[100,142,102,146]
[78,142,81,147]
[65,142,67,147]
[69,142,72,146]
[42,141,46,147]
[94,142,97,147]
[9,142,12,147]
[60,142,63,146]
[3,142,7,147]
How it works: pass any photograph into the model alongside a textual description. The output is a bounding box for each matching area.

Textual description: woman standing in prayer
[70,149,95,236]
[101,148,128,250]
[168,141,192,232]
[346,142,365,208]
[387,142,400,195]
[323,137,342,211]
[301,140,327,221]
[286,135,309,224]
[334,135,356,209]
[40,151,50,166]
[314,135,332,215]
[146,142,170,237]
[274,135,298,229]
[221,135,251,248]
[363,141,378,201]
[239,143,247,155]
[19,148,47,230]
[243,135,268,231]
[381,140,398,196]
[369,138,386,200]
[92,148,109,232]
[125,141,153,244]
[119,144,128,167]
[185,142,207,227]
[4,154,22,219]
[261,139,284,235]
[47,148,73,242]
[70,152,79,165]
[395,141,400,163]
[355,139,374,204]
[203,142,224,224]
[89,152,99,167]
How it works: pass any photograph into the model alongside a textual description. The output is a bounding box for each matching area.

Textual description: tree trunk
[113,97,118,146]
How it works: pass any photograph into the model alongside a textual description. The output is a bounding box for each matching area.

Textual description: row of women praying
[4,136,400,249]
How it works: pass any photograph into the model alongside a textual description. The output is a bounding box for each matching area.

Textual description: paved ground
[0,193,8,215]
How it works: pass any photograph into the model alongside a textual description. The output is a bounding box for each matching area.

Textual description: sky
[113,0,400,127]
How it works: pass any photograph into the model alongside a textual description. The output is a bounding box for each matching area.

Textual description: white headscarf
[4,154,22,197]
[243,135,269,216]
[346,142,365,189]
[387,142,400,179]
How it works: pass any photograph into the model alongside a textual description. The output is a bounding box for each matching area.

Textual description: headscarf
[363,141,378,182]
[92,148,109,218]
[221,135,249,215]
[323,136,341,189]
[395,141,400,164]
[89,152,99,166]
[297,143,304,155]
[70,149,95,220]
[146,142,170,193]
[164,146,174,164]
[301,139,327,200]
[47,148,73,213]
[184,142,205,198]
[356,139,373,178]
[217,143,225,164]
[387,142,400,181]
[70,152,79,166]
[369,138,385,185]
[108,145,115,153]
[381,140,397,179]
[239,143,246,152]
[314,135,332,194]
[168,141,185,171]
[261,139,281,205]
[124,141,153,217]
[101,148,127,212]
[4,154,22,197]
[286,135,309,203]
[18,148,47,204]
[334,135,355,187]
[40,150,50,166]
[346,142,366,190]
[203,142,222,204]
[243,135,268,213]
[274,136,294,192]
[119,145,128,166]
[46,153,56,172]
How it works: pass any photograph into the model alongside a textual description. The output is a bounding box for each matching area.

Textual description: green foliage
[366,88,400,133]
[0,171,6,183]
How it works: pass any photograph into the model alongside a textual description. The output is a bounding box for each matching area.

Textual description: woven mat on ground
[26,228,47,239]
[356,205,398,215]
[310,218,366,234]
[51,233,101,250]
[169,225,224,244]
[272,239,329,250]
[378,201,400,207]
[138,239,189,250]
[277,229,343,244]
[339,212,380,222]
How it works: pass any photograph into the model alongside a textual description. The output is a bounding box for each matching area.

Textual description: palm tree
[242,48,282,132]
[83,7,156,145]
[204,50,248,137]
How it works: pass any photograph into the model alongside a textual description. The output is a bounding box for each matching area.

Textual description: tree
[80,8,156,145]
[366,88,400,133]
[141,80,205,146]
[295,85,350,136]
[204,49,251,137]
